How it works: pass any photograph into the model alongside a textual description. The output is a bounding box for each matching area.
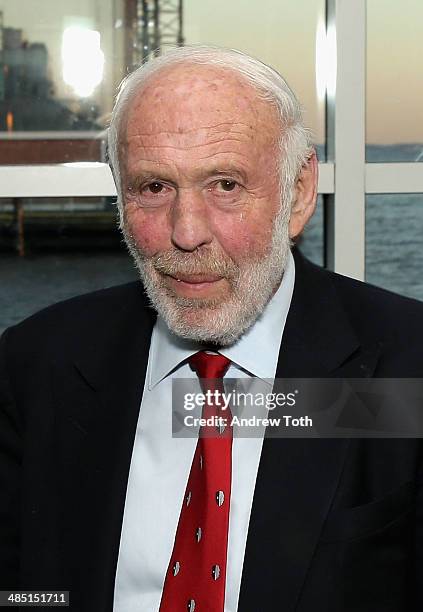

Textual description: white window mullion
[326,0,366,280]
[0,162,335,199]
[0,163,116,198]
[366,163,423,194]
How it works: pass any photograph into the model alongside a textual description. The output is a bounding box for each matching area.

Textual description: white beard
[122,206,291,346]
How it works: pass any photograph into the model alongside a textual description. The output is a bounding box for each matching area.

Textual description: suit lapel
[238,250,380,611]
[53,284,157,611]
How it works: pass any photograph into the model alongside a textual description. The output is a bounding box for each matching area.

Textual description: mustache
[149,248,240,279]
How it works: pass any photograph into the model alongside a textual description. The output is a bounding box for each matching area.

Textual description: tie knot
[189,351,231,380]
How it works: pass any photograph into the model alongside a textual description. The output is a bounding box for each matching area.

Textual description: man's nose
[170,188,213,252]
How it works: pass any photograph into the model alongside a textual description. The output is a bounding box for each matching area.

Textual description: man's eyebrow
[126,170,167,188]
[196,167,248,182]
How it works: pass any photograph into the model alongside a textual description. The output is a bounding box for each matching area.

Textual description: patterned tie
[159,351,232,612]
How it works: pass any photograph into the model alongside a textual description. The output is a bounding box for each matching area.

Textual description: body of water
[0,252,138,334]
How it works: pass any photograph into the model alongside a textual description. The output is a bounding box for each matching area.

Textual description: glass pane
[0,196,137,332]
[366,194,423,301]
[0,195,122,252]
[366,0,423,162]
[0,250,137,332]
[0,0,325,164]
[296,194,324,266]
[184,0,326,161]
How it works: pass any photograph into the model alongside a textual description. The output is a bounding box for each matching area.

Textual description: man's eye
[217,180,237,192]
[145,182,165,194]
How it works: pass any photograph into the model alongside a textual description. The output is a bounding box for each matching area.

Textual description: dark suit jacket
[1,249,423,611]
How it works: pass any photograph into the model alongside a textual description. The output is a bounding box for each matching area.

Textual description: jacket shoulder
[293,249,423,372]
[327,267,423,331]
[314,261,423,373]
[2,281,153,351]
[297,250,423,327]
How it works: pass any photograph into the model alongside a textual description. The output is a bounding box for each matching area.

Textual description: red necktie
[159,351,232,612]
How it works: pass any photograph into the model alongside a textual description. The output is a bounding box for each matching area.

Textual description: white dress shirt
[113,250,295,612]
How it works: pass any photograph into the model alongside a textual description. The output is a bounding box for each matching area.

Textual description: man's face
[120,64,291,345]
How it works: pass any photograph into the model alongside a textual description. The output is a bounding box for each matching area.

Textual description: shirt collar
[148,249,295,388]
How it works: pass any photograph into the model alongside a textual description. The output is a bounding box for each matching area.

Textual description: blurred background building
[0,0,422,333]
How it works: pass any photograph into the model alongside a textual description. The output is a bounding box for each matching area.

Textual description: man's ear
[288,150,318,239]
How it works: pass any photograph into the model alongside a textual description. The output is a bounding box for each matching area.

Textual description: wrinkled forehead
[122,63,280,143]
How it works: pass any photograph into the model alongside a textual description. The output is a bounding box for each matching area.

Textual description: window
[1,0,422,321]
[366,194,423,301]
[366,0,423,163]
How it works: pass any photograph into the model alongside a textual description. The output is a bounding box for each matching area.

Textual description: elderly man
[1,46,423,612]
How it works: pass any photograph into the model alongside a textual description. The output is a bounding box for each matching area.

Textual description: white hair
[107,44,313,213]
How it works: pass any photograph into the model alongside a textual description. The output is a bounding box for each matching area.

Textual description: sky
[0,0,422,145]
